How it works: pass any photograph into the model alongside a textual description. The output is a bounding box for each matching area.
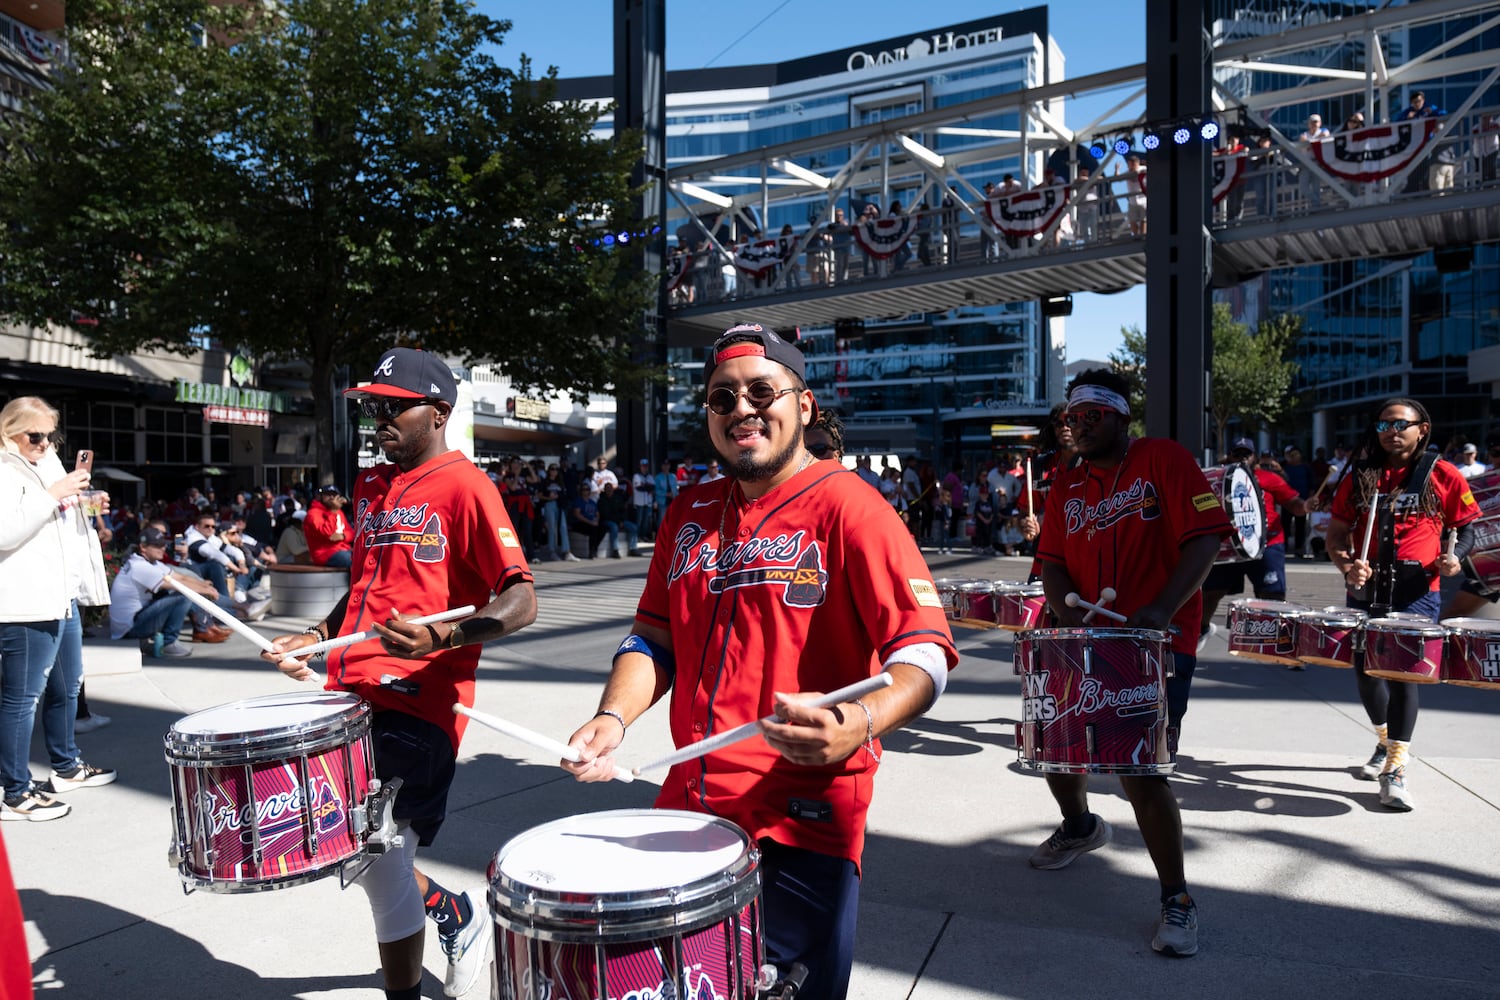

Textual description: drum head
[166,692,368,760]
[1366,617,1446,637]
[1220,464,1266,561]
[1440,617,1500,634]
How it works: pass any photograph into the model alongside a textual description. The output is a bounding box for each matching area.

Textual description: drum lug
[358,776,405,856]
[1085,723,1096,755]
[1082,645,1092,675]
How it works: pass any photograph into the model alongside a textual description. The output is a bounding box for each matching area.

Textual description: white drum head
[172,691,362,737]
[1440,617,1500,634]
[1222,464,1266,560]
[496,810,748,895]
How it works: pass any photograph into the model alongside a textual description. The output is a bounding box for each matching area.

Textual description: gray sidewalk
[10,553,1500,998]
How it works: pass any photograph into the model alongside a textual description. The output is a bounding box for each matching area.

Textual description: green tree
[0,0,655,478]
[1209,303,1301,456]
[1107,323,1148,437]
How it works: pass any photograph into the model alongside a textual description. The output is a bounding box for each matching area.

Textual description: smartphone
[75,449,94,473]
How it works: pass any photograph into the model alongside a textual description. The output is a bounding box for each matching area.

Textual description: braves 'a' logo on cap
[373,354,396,377]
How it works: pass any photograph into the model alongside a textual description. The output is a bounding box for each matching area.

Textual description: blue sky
[474,0,1146,364]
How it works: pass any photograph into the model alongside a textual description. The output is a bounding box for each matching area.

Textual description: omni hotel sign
[174,379,286,428]
[847,26,1008,72]
[778,8,1046,79]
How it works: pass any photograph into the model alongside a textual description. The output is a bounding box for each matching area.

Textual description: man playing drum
[1032,369,1230,958]
[563,324,958,1000]
[266,348,538,1000]
[1326,398,1478,811]
[1198,437,1308,658]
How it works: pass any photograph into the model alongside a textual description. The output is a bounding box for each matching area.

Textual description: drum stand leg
[340,777,404,889]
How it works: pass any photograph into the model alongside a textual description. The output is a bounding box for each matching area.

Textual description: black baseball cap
[139,527,170,547]
[704,323,818,420]
[318,484,342,495]
[1231,437,1255,455]
[343,348,457,407]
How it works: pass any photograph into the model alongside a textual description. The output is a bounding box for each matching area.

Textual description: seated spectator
[108,528,229,657]
[275,510,312,565]
[302,484,352,568]
[597,480,639,558]
[569,482,607,559]
[222,518,276,602]
[184,510,270,620]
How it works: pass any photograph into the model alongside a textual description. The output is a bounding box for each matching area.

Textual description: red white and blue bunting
[733,239,782,276]
[984,185,1070,239]
[666,252,693,291]
[852,215,919,260]
[1309,120,1438,183]
[1212,152,1246,204]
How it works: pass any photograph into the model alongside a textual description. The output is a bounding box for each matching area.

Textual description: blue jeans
[122,594,193,644]
[322,549,352,569]
[543,500,570,558]
[604,519,638,554]
[1,619,63,799]
[43,602,84,773]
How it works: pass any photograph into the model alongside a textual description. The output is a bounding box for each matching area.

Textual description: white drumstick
[165,575,278,654]
[287,605,477,660]
[1446,529,1457,561]
[632,673,895,776]
[1065,591,1127,623]
[454,704,634,783]
[1082,587,1118,624]
[1025,457,1035,517]
[1359,493,1380,563]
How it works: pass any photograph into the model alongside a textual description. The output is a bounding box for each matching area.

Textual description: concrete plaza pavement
[9,552,1500,998]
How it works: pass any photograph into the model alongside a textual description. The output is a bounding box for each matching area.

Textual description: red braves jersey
[1036,437,1231,655]
[303,503,352,565]
[1257,468,1301,546]
[327,451,532,750]
[638,462,958,868]
[1330,458,1479,590]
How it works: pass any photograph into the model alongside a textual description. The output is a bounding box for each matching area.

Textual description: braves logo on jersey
[355,498,448,563]
[1064,477,1162,537]
[667,522,828,607]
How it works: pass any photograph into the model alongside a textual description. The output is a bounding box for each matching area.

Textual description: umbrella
[92,466,145,483]
[195,466,228,477]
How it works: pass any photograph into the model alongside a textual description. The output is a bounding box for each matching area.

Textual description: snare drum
[1440,618,1500,690]
[1226,598,1307,665]
[490,809,763,1000]
[1203,463,1266,563]
[165,691,382,893]
[955,581,1000,629]
[1459,515,1500,595]
[1013,628,1174,775]
[995,582,1047,631]
[934,578,984,621]
[1363,617,1447,683]
[1295,607,1367,668]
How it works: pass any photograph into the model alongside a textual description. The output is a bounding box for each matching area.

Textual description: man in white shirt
[697,459,726,484]
[590,454,619,493]
[109,528,223,657]
[1297,114,1331,208]
[631,458,657,540]
[1456,443,1488,479]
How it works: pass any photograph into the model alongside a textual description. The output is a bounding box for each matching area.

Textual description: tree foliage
[0,0,655,477]
[1107,323,1148,438]
[1209,303,1301,455]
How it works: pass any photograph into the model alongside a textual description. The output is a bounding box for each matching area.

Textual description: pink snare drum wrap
[1295,607,1367,668]
[955,581,1000,629]
[1363,618,1447,683]
[1440,618,1500,690]
[1460,516,1500,595]
[1227,599,1307,665]
[165,692,374,892]
[995,582,1047,631]
[1013,627,1173,775]
[934,578,984,621]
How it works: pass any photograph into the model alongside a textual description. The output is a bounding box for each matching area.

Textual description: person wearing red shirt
[1198,438,1308,656]
[302,485,353,568]
[266,348,537,1000]
[1033,370,1230,959]
[563,324,957,1000]
[1326,398,1479,812]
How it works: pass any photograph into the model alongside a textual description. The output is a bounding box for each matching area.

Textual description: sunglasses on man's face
[807,443,835,458]
[359,397,442,421]
[1374,418,1422,433]
[704,380,798,416]
[1061,407,1110,428]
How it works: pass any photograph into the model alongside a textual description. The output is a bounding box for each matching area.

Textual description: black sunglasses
[808,443,835,457]
[359,397,443,421]
[704,380,798,416]
[22,431,57,446]
[1374,418,1422,433]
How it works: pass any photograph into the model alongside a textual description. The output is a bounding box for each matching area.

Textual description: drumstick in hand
[1066,591,1127,623]
[1359,493,1380,563]
[454,704,634,783]
[1081,586,1117,624]
[1025,457,1035,517]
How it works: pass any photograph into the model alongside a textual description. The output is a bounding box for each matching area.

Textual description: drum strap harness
[1362,452,1439,612]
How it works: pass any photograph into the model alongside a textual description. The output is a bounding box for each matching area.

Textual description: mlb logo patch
[498,527,519,548]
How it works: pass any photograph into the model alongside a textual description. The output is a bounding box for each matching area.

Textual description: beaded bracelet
[851,698,881,763]
[594,709,627,738]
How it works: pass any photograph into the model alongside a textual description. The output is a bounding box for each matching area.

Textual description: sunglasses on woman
[1374,418,1422,433]
[22,431,56,446]
[704,381,798,416]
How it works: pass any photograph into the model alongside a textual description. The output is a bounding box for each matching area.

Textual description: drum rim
[1216,463,1267,561]
[1439,617,1500,633]
[488,809,762,944]
[1364,619,1448,636]
[164,692,371,763]
[1018,759,1177,776]
[1017,626,1170,642]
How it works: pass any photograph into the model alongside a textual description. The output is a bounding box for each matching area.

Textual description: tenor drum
[995,582,1047,631]
[1013,628,1174,775]
[1203,463,1266,564]
[1363,618,1447,683]
[164,691,389,893]
[934,578,985,621]
[489,809,763,1000]
[1440,618,1500,690]
[954,581,1000,629]
[1459,515,1500,595]
[1226,598,1307,665]
[1295,607,1367,668]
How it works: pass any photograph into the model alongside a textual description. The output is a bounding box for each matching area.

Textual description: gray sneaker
[159,640,194,658]
[237,597,273,622]
[1151,893,1199,957]
[1378,767,1413,811]
[563,553,580,562]
[1358,744,1388,781]
[1029,814,1112,870]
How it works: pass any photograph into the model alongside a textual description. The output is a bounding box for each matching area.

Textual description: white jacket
[0,452,72,622]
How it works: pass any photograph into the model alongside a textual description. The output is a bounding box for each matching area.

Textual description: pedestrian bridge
[663,0,1500,341]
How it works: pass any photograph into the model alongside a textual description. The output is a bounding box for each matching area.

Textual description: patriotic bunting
[733,239,782,276]
[851,214,919,260]
[984,185,1070,239]
[1212,153,1246,204]
[1309,120,1438,183]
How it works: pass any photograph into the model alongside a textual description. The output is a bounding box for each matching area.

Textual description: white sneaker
[441,887,490,996]
[1196,622,1218,654]
[563,553,580,562]
[237,597,273,622]
[247,584,272,601]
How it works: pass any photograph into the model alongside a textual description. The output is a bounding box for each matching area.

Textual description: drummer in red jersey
[563,324,957,999]
[1032,369,1230,959]
[1326,398,1479,812]
[265,348,538,1000]
[1198,438,1308,658]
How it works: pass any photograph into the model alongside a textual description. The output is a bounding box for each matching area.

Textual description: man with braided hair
[564,324,957,1000]
[1326,398,1479,811]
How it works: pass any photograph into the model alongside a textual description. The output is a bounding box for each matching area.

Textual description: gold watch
[447,623,465,649]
